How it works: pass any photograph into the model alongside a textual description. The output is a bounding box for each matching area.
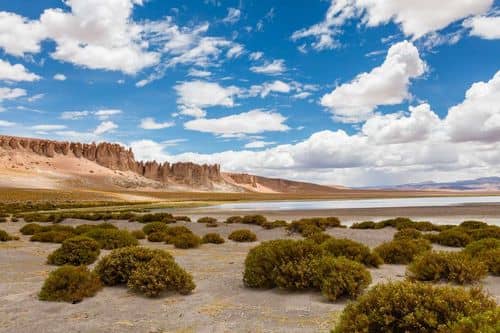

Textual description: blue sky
[0,0,499,186]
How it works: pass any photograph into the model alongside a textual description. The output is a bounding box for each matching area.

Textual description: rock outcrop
[0,135,221,188]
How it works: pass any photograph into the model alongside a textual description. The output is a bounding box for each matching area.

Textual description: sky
[0,0,499,187]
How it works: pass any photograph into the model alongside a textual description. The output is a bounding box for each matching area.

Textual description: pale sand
[0,218,498,333]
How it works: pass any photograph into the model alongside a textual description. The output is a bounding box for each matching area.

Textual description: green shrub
[321,238,382,267]
[393,228,422,240]
[197,217,217,224]
[469,226,500,240]
[30,230,75,243]
[20,223,43,235]
[142,222,169,235]
[95,247,194,297]
[350,221,378,229]
[225,216,243,224]
[172,233,201,249]
[202,233,225,244]
[130,230,146,239]
[459,220,488,229]
[243,239,322,289]
[84,229,138,250]
[306,232,332,244]
[74,223,117,235]
[0,229,18,241]
[410,221,442,232]
[441,308,500,333]
[261,220,288,230]
[299,224,323,237]
[132,213,174,223]
[228,229,257,242]
[434,229,472,247]
[378,217,414,229]
[312,256,371,301]
[39,266,102,303]
[147,232,167,242]
[287,217,341,234]
[47,236,100,266]
[332,281,496,333]
[242,215,267,226]
[464,238,500,257]
[164,226,193,244]
[173,215,191,222]
[374,239,431,264]
[407,251,488,284]
[478,249,500,275]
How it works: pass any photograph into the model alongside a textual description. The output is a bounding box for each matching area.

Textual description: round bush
[202,233,225,244]
[225,216,243,224]
[469,226,500,240]
[84,229,138,250]
[172,233,201,249]
[242,215,267,226]
[306,232,332,244]
[142,222,169,235]
[95,247,194,297]
[393,228,422,240]
[332,281,496,333]
[147,232,166,242]
[464,238,500,257]
[407,251,488,284]
[39,266,102,303]
[299,224,323,237]
[197,217,217,224]
[0,229,18,241]
[47,236,100,266]
[20,223,43,235]
[459,220,488,229]
[261,220,288,230]
[164,226,193,244]
[374,239,431,264]
[441,308,500,333]
[312,256,371,301]
[435,229,472,247]
[321,238,382,268]
[228,229,257,242]
[74,223,117,235]
[243,239,322,289]
[30,230,75,243]
[478,248,500,275]
[350,221,377,229]
[130,230,145,239]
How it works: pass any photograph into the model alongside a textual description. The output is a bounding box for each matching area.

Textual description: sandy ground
[0,218,499,333]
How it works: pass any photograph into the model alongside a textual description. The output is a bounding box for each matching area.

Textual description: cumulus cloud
[250,59,286,75]
[222,8,241,24]
[0,59,40,82]
[0,12,46,56]
[320,41,426,122]
[292,0,493,50]
[0,87,26,101]
[464,15,500,39]
[188,68,211,77]
[184,109,289,136]
[53,73,66,81]
[445,70,500,142]
[247,80,291,98]
[94,120,118,135]
[140,117,174,130]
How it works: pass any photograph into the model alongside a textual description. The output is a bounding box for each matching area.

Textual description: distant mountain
[372,177,500,191]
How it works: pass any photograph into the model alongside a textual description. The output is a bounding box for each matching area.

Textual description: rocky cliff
[0,135,222,188]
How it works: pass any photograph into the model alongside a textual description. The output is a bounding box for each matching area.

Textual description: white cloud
[226,44,244,58]
[94,109,122,120]
[445,70,500,142]
[250,59,286,75]
[27,93,45,102]
[175,80,240,117]
[249,51,263,61]
[0,12,46,56]
[293,92,312,99]
[60,111,90,120]
[222,8,241,24]
[244,140,276,149]
[31,124,67,131]
[0,59,40,82]
[248,80,291,98]
[292,0,493,50]
[129,139,170,161]
[94,120,118,135]
[178,106,206,118]
[0,119,15,127]
[188,68,211,77]
[140,117,174,130]
[53,73,67,81]
[320,41,426,122]
[184,109,289,136]
[464,15,500,39]
[0,87,26,101]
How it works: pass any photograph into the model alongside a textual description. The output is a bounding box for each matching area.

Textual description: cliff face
[0,135,221,188]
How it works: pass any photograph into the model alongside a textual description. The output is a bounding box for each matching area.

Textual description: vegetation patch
[228,229,257,242]
[287,217,341,235]
[332,281,496,333]
[306,232,332,244]
[202,233,225,244]
[393,228,422,240]
[0,229,19,241]
[74,223,117,235]
[443,308,500,333]
[320,238,382,267]
[147,232,167,242]
[39,266,102,303]
[374,239,431,264]
[225,216,243,224]
[172,233,201,249]
[84,229,138,249]
[197,217,217,224]
[261,220,288,229]
[30,230,75,243]
[130,230,146,239]
[47,236,100,266]
[431,229,472,247]
[142,221,170,235]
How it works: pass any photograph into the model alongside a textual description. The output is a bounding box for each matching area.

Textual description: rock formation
[0,135,221,188]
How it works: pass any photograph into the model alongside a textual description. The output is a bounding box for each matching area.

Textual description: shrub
[459,220,488,229]
[306,232,332,244]
[228,229,257,242]
[133,213,174,224]
[30,231,75,243]
[130,230,146,239]
[47,236,100,266]
[407,251,488,284]
[312,256,371,301]
[202,233,225,244]
[197,217,217,224]
[142,222,169,235]
[332,281,496,333]
[74,223,117,235]
[84,229,138,250]
[478,249,500,275]
[243,239,322,289]
[287,217,341,234]
[225,216,243,224]
[434,229,472,247]
[164,226,193,244]
[172,233,201,249]
[410,221,442,232]
[39,266,102,303]
[469,226,500,240]
[464,238,500,257]
[20,223,43,235]
[374,239,431,264]
[393,228,422,240]
[378,217,414,229]
[261,220,287,230]
[441,308,500,333]
[147,232,167,242]
[299,224,323,237]
[242,215,267,226]
[350,221,378,229]
[95,247,194,297]
[173,215,191,222]
[321,238,382,267]
[0,229,18,241]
